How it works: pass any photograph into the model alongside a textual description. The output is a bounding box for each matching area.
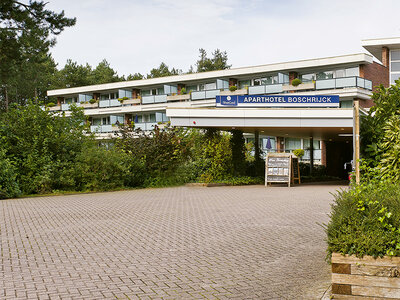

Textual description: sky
[47,0,400,77]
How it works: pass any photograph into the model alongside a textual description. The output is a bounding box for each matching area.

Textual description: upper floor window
[100,92,118,100]
[141,87,164,96]
[238,80,251,89]
[65,97,78,104]
[254,75,278,86]
[186,85,198,92]
[199,82,217,91]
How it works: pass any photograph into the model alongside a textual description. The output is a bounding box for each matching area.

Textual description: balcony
[90,124,119,133]
[315,76,372,90]
[142,95,167,104]
[166,94,191,102]
[47,105,61,111]
[134,122,158,131]
[248,84,283,95]
[219,88,248,96]
[191,89,220,101]
[121,98,141,105]
[98,99,121,108]
[282,82,315,92]
[80,102,99,109]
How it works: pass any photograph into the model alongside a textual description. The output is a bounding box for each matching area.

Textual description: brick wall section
[57,97,63,106]
[131,89,140,99]
[229,78,238,87]
[359,62,389,90]
[177,84,185,95]
[382,46,389,68]
[93,93,100,100]
[289,72,298,84]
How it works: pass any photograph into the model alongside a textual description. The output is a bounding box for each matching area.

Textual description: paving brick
[0,185,341,299]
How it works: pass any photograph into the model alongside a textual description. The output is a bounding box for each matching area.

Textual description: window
[100,92,118,100]
[253,75,279,86]
[199,82,216,91]
[345,67,359,77]
[285,138,301,151]
[65,97,78,104]
[239,80,251,89]
[335,69,345,78]
[141,90,151,96]
[300,73,315,82]
[186,85,197,92]
[316,71,334,80]
[102,116,110,125]
[390,50,400,84]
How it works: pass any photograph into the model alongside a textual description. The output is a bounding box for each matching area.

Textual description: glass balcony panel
[248,85,265,95]
[336,77,356,88]
[90,125,101,132]
[315,79,335,90]
[365,79,372,90]
[146,122,157,131]
[99,100,110,108]
[61,103,70,111]
[142,95,155,104]
[109,99,121,107]
[101,125,113,133]
[154,95,167,103]
[135,123,146,130]
[357,77,365,88]
[205,89,220,99]
[191,91,206,100]
[265,84,283,94]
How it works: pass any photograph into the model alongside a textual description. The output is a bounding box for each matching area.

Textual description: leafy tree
[51,59,93,89]
[147,62,181,79]
[126,72,145,81]
[0,0,76,110]
[361,83,400,163]
[90,59,122,84]
[196,48,231,72]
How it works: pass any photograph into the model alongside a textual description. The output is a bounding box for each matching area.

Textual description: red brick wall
[276,137,285,153]
[382,47,389,68]
[289,72,298,84]
[132,89,140,99]
[177,84,185,95]
[229,78,237,87]
[321,141,326,166]
[360,62,389,90]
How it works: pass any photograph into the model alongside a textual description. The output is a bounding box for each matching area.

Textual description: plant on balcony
[293,149,304,158]
[118,98,123,103]
[46,102,55,107]
[123,96,129,100]
[229,85,238,92]
[291,78,302,86]
[89,99,96,104]
[180,88,187,95]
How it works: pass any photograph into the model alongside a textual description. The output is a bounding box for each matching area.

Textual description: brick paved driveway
[0,184,344,299]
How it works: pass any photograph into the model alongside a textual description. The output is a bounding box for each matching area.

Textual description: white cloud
[47,0,400,76]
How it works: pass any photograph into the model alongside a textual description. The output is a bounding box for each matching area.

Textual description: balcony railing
[90,124,118,133]
[134,122,158,131]
[248,84,283,95]
[142,95,167,104]
[98,99,121,108]
[191,89,221,100]
[315,76,372,91]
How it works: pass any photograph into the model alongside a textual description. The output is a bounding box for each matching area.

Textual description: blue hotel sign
[216,95,340,108]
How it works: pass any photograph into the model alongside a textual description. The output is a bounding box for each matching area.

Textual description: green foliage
[230,130,246,176]
[196,48,231,72]
[326,181,400,259]
[89,99,96,104]
[147,62,181,79]
[0,1,75,109]
[293,149,304,157]
[73,146,144,191]
[299,162,326,177]
[229,85,237,92]
[180,87,187,95]
[291,78,302,86]
[361,84,400,163]
[46,102,55,107]
[0,150,21,199]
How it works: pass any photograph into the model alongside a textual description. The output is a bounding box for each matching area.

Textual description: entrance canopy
[166,107,354,141]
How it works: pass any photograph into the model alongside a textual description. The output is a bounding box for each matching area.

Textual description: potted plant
[229,85,238,92]
[293,149,304,158]
[180,87,187,95]
[291,78,302,87]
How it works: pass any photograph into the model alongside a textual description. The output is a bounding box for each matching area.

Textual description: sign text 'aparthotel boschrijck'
[216,95,340,108]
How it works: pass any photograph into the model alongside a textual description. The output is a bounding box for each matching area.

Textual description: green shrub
[122,96,129,100]
[229,85,237,92]
[180,87,187,95]
[46,102,55,107]
[89,99,96,104]
[326,181,400,260]
[293,149,304,157]
[0,150,21,199]
[291,78,302,86]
